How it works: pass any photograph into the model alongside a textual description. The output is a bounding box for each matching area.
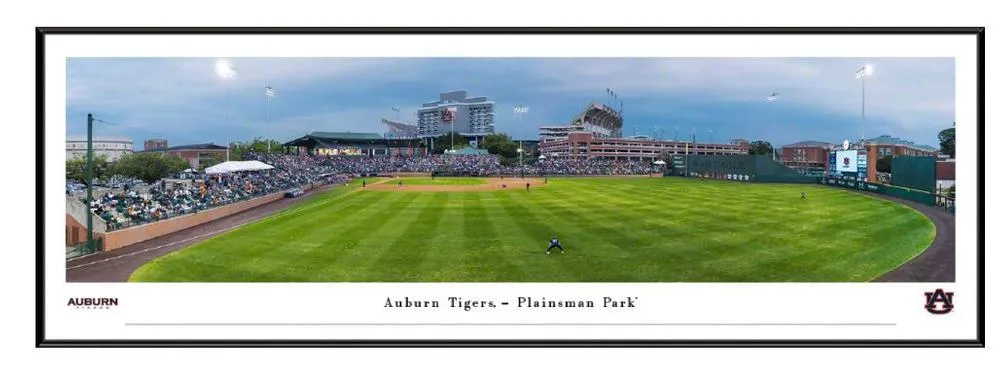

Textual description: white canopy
[653,160,667,165]
[205,160,275,175]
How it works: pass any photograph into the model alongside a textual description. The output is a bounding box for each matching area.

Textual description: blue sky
[66,57,954,150]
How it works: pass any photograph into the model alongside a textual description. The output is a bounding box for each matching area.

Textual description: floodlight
[216,60,236,79]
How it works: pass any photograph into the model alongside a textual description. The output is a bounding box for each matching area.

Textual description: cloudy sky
[66,57,954,150]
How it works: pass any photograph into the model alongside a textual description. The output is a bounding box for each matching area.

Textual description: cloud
[530,58,954,138]
[66,57,954,149]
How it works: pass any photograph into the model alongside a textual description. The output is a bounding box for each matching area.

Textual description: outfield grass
[129,177,935,282]
[392,177,487,185]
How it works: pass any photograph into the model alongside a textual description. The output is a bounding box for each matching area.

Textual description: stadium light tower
[215,59,237,161]
[513,104,529,133]
[767,92,780,146]
[513,105,529,169]
[855,64,874,144]
[265,85,275,153]
[447,106,458,150]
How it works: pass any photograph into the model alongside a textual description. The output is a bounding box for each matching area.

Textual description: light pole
[513,105,529,170]
[513,104,529,135]
[855,64,874,144]
[216,60,237,161]
[265,85,275,153]
[85,113,94,252]
[446,106,457,151]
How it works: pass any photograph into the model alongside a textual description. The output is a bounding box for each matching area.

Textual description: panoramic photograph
[63,57,956,283]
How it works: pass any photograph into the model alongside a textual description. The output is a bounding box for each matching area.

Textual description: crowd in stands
[504,158,659,176]
[79,153,659,230]
[249,153,659,177]
[87,155,345,230]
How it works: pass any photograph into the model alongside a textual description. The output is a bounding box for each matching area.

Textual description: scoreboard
[829,149,868,181]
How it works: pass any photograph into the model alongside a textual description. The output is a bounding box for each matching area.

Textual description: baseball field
[128,177,935,282]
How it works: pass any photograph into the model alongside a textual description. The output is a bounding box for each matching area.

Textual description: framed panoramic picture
[38,27,984,347]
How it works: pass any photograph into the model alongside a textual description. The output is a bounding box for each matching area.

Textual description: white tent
[204,160,275,175]
[653,160,666,165]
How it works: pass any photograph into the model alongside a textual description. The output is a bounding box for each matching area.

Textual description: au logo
[923,289,954,315]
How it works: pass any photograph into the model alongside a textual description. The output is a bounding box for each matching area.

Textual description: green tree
[230,137,284,160]
[66,154,110,183]
[656,151,674,168]
[429,133,469,154]
[200,153,227,170]
[110,152,190,183]
[747,140,774,156]
[938,123,955,158]
[481,133,519,158]
[876,155,893,173]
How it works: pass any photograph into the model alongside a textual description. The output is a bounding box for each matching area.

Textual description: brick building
[782,140,834,175]
[866,135,939,158]
[783,135,940,178]
[540,131,748,161]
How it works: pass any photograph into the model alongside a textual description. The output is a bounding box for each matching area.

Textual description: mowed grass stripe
[128,187,382,282]
[555,180,773,281]
[295,191,424,281]
[458,192,520,281]
[131,177,936,282]
[481,189,586,280]
[370,192,451,281]
[130,188,416,282]
[513,184,662,281]
[488,189,600,281]
[218,190,412,281]
[551,180,727,258]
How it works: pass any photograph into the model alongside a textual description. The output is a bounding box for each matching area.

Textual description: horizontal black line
[126,322,895,327]
[36,27,985,35]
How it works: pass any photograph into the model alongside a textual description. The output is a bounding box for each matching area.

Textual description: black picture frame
[37,27,986,348]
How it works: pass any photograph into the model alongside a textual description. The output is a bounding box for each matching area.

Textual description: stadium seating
[82,152,659,230]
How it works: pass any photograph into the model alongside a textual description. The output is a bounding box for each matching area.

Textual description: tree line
[67,137,286,184]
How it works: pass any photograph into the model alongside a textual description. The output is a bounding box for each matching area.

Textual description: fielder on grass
[546,236,565,255]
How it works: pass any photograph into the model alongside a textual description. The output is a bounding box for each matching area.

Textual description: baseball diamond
[120,177,939,282]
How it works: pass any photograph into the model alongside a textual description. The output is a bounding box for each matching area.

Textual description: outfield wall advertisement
[819,177,936,206]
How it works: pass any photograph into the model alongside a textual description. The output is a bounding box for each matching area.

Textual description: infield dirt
[365,177,546,192]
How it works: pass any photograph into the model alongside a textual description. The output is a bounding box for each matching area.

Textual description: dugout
[668,154,816,183]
